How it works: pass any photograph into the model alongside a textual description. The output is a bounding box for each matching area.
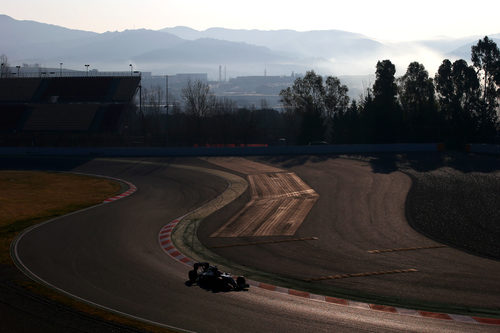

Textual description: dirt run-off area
[200,152,500,312]
[204,157,319,237]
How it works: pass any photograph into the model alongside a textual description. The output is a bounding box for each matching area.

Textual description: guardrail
[467,144,500,155]
[0,143,442,157]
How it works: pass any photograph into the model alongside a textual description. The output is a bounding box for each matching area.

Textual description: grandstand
[0,76,140,146]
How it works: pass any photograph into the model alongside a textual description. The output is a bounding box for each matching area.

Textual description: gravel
[406,167,500,260]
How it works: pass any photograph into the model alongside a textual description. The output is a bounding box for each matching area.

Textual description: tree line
[121,36,500,147]
[279,36,500,146]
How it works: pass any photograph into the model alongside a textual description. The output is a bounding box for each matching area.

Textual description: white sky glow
[2,0,499,42]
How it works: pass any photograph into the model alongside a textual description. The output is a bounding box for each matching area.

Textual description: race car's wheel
[236,276,247,289]
[188,270,197,283]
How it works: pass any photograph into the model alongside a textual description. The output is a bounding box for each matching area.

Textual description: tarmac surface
[3,154,500,332]
[200,154,500,312]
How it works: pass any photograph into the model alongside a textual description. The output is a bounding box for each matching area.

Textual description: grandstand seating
[0,78,41,102]
[112,77,141,102]
[23,104,99,131]
[36,77,113,102]
[0,76,140,144]
[0,105,29,131]
[96,104,127,132]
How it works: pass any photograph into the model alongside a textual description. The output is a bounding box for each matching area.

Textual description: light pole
[85,64,89,76]
[165,75,169,114]
[165,75,169,145]
[60,63,63,77]
[129,64,133,76]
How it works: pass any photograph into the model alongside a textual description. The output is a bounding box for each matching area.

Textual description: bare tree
[182,80,215,144]
[1,54,11,78]
[182,80,215,118]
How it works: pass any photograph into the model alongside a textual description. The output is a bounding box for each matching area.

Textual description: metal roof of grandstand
[1,71,141,78]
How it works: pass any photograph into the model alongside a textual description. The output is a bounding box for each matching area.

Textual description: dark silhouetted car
[187,262,248,292]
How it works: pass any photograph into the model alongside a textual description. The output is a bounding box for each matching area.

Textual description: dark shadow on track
[259,152,500,175]
[184,280,249,293]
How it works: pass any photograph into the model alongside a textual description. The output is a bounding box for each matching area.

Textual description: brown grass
[0,171,177,333]
[0,171,120,264]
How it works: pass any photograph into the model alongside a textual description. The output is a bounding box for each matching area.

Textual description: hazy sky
[2,0,499,42]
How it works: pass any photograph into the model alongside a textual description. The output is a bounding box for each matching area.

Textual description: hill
[1,14,499,77]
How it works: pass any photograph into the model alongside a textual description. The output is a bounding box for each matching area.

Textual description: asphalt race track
[7,155,500,332]
[201,156,500,310]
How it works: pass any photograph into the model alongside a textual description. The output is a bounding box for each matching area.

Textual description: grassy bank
[406,169,500,260]
[0,171,121,264]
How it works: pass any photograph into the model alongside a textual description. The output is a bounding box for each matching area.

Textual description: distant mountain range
[1,14,499,78]
[160,26,384,59]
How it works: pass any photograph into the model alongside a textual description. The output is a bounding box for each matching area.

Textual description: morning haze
[1,13,499,79]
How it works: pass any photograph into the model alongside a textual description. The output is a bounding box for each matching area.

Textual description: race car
[187,262,249,291]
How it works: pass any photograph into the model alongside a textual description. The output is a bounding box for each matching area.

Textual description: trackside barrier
[467,144,500,155]
[0,143,442,157]
[193,143,269,148]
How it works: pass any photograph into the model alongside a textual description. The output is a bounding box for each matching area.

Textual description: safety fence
[0,143,443,157]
